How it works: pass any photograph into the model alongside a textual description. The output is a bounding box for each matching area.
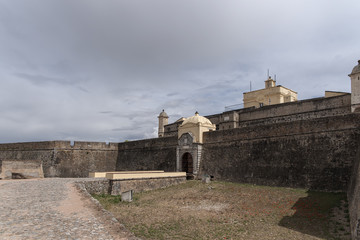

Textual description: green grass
[92,193,121,208]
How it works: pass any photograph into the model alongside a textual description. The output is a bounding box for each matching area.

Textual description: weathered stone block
[121,190,133,202]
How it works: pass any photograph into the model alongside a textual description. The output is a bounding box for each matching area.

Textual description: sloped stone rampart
[201,114,360,192]
[348,145,360,240]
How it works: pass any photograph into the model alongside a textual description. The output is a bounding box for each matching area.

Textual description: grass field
[93,181,350,240]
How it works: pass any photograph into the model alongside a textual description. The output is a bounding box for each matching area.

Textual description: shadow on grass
[278,190,345,239]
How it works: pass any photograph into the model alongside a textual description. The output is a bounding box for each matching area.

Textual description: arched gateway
[176,112,216,179]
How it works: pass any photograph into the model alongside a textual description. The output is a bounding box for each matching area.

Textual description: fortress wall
[116,136,178,172]
[201,114,360,192]
[238,94,351,125]
[0,137,178,178]
[0,141,119,178]
[348,144,360,239]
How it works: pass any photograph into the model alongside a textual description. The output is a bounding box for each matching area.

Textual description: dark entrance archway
[182,152,193,175]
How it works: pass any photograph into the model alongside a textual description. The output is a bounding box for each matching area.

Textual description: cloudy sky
[0,0,359,143]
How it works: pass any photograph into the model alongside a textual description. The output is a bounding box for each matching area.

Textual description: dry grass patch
[93,181,350,240]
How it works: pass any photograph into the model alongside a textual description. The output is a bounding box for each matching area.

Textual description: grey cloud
[112,128,130,132]
[15,73,73,86]
[77,86,89,93]
[167,92,179,97]
[168,114,183,120]
[0,0,359,143]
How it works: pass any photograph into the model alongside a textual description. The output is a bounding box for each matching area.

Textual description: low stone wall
[348,144,360,239]
[75,178,111,195]
[110,176,186,195]
[73,176,186,196]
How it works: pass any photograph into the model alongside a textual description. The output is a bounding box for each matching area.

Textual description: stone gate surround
[176,132,202,178]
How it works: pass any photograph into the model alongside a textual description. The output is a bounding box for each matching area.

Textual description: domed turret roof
[181,112,213,126]
[350,60,360,76]
[158,109,168,118]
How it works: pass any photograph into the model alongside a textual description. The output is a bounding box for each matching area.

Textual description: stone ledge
[106,172,186,180]
[89,170,165,178]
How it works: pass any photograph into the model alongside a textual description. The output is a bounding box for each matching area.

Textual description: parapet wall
[201,114,360,192]
[239,94,350,121]
[0,141,57,150]
[238,94,351,127]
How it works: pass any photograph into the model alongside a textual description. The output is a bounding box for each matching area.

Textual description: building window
[259,103,264,107]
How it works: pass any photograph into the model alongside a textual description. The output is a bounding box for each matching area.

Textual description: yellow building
[177,112,216,143]
[243,77,297,108]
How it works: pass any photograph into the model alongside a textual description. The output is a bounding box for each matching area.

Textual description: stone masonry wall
[75,178,111,195]
[116,136,178,172]
[201,114,360,192]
